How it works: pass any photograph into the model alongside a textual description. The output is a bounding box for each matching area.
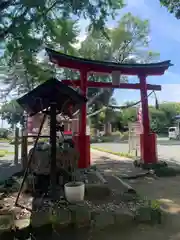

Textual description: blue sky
[78,0,180,105]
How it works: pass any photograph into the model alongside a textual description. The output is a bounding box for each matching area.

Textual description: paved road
[0,143,32,162]
[1,137,180,163]
[0,143,32,152]
[92,137,180,163]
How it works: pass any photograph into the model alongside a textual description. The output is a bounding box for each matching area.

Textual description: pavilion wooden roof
[16,78,87,117]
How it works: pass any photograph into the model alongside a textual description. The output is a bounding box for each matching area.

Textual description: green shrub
[111,131,122,137]
[9,139,21,145]
[91,146,133,158]
[101,136,114,142]
[120,131,129,140]
[0,138,10,142]
[0,150,7,157]
[0,128,10,139]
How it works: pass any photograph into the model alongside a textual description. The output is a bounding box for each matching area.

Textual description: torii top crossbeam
[46,48,172,76]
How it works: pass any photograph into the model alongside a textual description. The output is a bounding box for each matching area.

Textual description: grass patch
[121,191,162,224]
[91,146,134,159]
[0,138,11,143]
[5,151,14,155]
[9,139,20,145]
[134,160,180,177]
[154,166,180,177]
[0,150,14,157]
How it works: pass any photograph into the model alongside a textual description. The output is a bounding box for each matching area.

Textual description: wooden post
[14,127,19,165]
[21,129,28,170]
[50,102,57,199]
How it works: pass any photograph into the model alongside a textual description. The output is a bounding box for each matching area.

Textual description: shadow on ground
[0,160,22,182]
[92,156,180,240]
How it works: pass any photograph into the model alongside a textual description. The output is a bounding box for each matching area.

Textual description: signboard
[129,122,143,135]
[128,121,142,154]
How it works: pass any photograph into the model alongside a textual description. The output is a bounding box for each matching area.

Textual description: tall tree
[0,100,23,127]
[0,19,80,97]
[79,13,159,133]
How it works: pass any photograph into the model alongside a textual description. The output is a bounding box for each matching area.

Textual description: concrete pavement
[92,137,180,163]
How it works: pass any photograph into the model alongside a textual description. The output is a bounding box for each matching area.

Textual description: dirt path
[91,149,180,240]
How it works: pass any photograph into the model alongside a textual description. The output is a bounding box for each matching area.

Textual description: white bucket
[64,182,85,203]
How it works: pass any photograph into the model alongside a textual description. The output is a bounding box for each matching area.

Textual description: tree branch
[0,0,62,39]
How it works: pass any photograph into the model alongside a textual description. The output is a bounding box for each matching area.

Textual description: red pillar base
[73,135,91,168]
[140,133,157,164]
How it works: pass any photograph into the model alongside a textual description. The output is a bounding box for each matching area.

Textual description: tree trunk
[104,122,112,135]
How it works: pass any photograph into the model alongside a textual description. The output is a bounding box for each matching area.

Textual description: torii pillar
[139,74,157,164]
[78,70,90,168]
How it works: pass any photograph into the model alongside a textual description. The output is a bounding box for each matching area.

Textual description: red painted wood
[139,75,157,164]
[139,75,150,134]
[78,71,90,168]
[46,48,172,76]
[51,57,167,75]
[61,80,162,91]
[140,133,157,164]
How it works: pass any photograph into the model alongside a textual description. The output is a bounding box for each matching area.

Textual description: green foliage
[151,102,180,133]
[103,102,180,135]
[0,0,125,80]
[0,150,13,157]
[0,0,125,41]
[91,146,134,158]
[160,0,180,19]
[0,100,24,127]
[0,18,81,97]
[134,198,162,224]
[120,107,137,126]
[0,128,9,139]
[149,107,167,133]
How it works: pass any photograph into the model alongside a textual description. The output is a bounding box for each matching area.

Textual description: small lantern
[112,71,121,86]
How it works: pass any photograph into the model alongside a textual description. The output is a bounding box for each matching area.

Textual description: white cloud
[126,0,180,43]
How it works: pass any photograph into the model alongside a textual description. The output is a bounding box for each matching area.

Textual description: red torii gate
[46,48,172,168]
